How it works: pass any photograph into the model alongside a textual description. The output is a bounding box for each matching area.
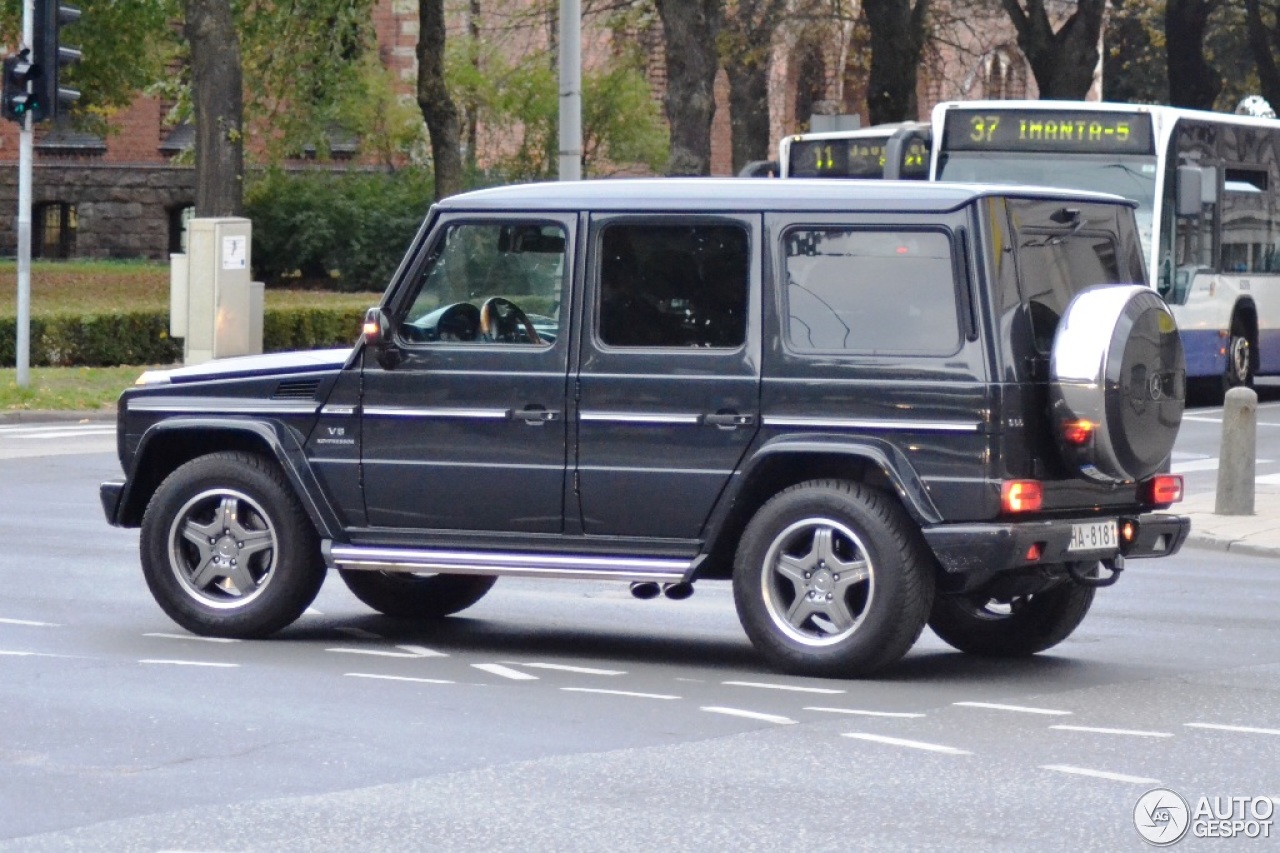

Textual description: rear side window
[783,228,960,355]
[598,222,749,348]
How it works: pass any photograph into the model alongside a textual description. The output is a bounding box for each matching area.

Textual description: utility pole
[16,0,35,388]
[558,0,581,181]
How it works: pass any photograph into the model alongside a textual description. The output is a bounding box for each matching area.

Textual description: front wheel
[338,570,496,618]
[139,451,325,638]
[733,480,934,678]
[1224,320,1254,390]
[927,574,1095,657]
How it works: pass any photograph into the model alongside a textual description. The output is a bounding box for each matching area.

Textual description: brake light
[1143,474,1183,505]
[1061,419,1095,446]
[1002,480,1043,513]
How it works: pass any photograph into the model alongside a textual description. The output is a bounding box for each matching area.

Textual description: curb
[1183,531,1280,559]
[0,410,115,424]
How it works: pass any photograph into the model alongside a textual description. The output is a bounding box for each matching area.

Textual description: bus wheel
[1225,320,1254,390]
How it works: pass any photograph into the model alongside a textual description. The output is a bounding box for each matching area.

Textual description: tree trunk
[1165,0,1221,109]
[1244,0,1280,110]
[418,0,464,199]
[999,0,1105,100]
[185,0,244,217]
[723,0,789,175]
[655,0,723,176]
[863,0,929,124]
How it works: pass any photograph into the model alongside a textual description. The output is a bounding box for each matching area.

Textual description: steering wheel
[479,297,542,344]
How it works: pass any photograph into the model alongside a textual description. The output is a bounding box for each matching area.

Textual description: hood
[136,348,355,386]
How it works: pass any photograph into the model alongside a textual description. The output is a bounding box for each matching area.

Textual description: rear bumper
[922,512,1190,592]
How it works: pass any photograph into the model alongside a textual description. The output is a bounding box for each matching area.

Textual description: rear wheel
[338,570,496,618]
[733,480,933,678]
[928,574,1095,657]
[1224,318,1254,391]
[139,452,325,638]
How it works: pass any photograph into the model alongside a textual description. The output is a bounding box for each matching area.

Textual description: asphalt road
[0,421,1277,851]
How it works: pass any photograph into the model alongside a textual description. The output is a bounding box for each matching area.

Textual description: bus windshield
[936,151,1158,254]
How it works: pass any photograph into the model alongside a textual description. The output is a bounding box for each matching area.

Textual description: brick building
[0,1,1070,261]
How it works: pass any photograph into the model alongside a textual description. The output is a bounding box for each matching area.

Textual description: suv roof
[437,177,1134,214]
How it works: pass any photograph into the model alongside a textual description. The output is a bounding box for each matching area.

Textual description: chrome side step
[324,543,691,583]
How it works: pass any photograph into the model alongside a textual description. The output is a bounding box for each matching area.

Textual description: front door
[360,213,575,534]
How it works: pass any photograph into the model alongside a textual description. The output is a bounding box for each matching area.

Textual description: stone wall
[0,164,195,260]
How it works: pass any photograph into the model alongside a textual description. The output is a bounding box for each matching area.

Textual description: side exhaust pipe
[662,582,694,600]
[629,581,661,600]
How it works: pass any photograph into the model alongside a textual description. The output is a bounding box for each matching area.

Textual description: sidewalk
[1179,483,1280,559]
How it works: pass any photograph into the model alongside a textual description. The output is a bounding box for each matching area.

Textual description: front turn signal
[1143,474,1184,505]
[362,307,386,345]
[1002,480,1043,513]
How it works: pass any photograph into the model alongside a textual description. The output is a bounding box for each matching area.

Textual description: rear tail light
[1061,419,1095,446]
[1002,480,1043,513]
[1143,474,1184,505]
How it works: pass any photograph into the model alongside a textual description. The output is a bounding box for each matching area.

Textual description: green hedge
[0,307,364,367]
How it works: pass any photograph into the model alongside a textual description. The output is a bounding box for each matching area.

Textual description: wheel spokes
[768,519,873,641]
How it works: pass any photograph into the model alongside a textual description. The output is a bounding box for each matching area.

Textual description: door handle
[514,407,560,424]
[703,412,755,428]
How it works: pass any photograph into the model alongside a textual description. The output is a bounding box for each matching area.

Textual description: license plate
[1068,520,1118,552]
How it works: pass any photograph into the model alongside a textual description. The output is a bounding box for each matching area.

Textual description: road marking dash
[723,680,845,695]
[472,663,539,681]
[326,647,436,659]
[1052,724,1172,738]
[345,673,454,685]
[397,645,448,658]
[0,650,69,658]
[953,701,1071,716]
[139,659,239,668]
[842,733,970,754]
[562,688,679,700]
[0,617,59,627]
[504,662,621,675]
[701,706,797,725]
[806,707,926,718]
[1041,765,1159,784]
[144,632,240,643]
[1185,722,1280,736]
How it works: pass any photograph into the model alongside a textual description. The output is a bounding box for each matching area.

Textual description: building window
[169,205,195,254]
[34,203,76,259]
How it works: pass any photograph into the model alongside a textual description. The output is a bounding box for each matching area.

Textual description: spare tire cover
[1050,285,1185,483]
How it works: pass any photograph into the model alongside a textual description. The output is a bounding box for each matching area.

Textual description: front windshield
[937,152,1158,256]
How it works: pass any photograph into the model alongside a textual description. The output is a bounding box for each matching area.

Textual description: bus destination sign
[943,109,1154,155]
[788,138,930,179]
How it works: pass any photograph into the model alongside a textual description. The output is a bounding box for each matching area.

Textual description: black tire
[339,570,496,618]
[139,451,325,638]
[928,575,1095,657]
[1224,318,1254,391]
[733,480,934,678]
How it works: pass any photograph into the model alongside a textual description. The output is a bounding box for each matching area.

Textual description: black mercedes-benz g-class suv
[101,179,1189,677]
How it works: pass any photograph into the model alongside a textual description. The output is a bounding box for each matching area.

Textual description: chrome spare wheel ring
[167,488,279,609]
[760,517,875,646]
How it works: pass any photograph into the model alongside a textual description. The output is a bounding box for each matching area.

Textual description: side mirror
[362,307,400,369]
[1176,166,1204,217]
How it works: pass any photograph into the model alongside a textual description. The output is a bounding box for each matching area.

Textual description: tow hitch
[1070,555,1124,588]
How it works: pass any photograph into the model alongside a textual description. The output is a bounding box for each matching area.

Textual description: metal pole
[16,0,35,388]
[557,0,581,181]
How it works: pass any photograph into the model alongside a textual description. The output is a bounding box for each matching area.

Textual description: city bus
[778,122,931,179]
[930,99,1280,394]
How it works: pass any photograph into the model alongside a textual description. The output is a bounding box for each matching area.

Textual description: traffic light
[33,0,81,122]
[1,50,39,124]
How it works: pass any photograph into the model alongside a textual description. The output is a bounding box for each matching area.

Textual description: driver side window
[399,220,566,346]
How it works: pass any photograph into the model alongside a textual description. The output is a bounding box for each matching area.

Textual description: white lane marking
[842,733,970,755]
[1051,724,1173,738]
[139,659,239,668]
[562,687,679,700]
[144,632,240,643]
[0,650,71,658]
[0,617,59,627]
[1041,765,1159,784]
[345,673,454,685]
[1185,722,1280,736]
[326,647,438,659]
[1181,415,1223,423]
[336,627,384,640]
[472,663,539,681]
[953,701,1072,716]
[805,707,926,718]
[701,706,797,725]
[1172,457,1273,474]
[504,662,621,675]
[723,680,845,695]
[398,645,448,658]
[1256,473,1280,485]
[19,429,117,440]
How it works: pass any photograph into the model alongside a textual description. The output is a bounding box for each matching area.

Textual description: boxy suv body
[101,179,1190,677]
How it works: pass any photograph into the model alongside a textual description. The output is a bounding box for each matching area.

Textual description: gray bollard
[1215,386,1258,515]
